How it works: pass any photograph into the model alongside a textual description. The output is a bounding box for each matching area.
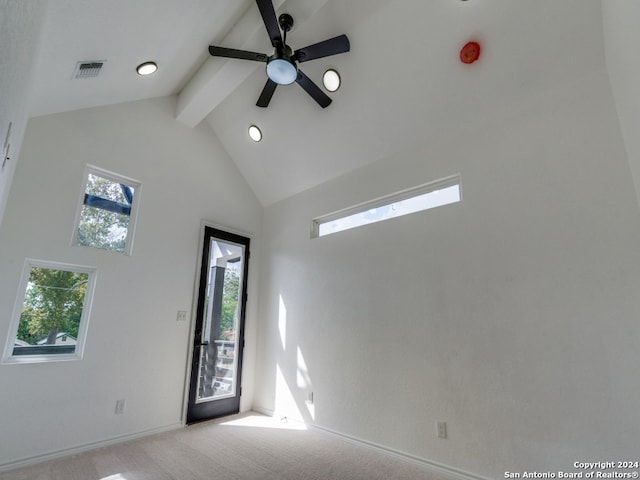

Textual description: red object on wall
[460,41,481,64]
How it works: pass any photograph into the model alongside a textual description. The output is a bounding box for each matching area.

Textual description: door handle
[195,340,209,347]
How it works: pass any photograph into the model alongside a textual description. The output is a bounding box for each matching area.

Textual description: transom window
[73,165,141,255]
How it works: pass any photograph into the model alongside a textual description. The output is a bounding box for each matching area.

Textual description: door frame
[181,221,253,424]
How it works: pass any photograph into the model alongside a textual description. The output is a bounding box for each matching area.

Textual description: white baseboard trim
[312,424,490,480]
[251,406,489,480]
[0,422,183,473]
[3,408,490,480]
[251,405,274,416]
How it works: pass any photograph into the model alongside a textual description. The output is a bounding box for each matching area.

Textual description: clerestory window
[312,174,461,238]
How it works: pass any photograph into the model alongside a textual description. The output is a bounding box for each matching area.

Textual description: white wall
[602,0,640,208]
[254,71,640,478]
[0,0,48,227]
[0,96,262,468]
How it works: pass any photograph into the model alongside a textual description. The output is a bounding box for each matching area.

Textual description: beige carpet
[0,413,451,480]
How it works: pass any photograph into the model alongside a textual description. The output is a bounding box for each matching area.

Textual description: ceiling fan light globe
[266,58,297,85]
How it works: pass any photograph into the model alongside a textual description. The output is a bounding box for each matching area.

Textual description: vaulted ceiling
[4,0,640,206]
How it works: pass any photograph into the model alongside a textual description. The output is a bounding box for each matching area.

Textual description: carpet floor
[0,413,450,480]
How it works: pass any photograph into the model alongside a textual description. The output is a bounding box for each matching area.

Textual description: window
[73,165,141,255]
[312,174,461,237]
[2,259,97,364]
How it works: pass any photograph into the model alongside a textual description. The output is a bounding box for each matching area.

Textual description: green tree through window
[220,267,240,340]
[17,267,88,346]
[76,174,132,252]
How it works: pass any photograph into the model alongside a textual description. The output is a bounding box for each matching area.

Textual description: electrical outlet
[115,399,126,414]
[437,421,447,439]
[177,310,187,322]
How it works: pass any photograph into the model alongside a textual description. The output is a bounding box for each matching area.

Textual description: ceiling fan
[208,0,350,108]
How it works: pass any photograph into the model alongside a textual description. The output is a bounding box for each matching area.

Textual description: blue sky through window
[315,181,460,237]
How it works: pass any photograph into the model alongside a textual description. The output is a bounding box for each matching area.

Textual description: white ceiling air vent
[73,61,105,79]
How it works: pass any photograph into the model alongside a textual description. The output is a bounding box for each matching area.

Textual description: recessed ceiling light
[136,61,158,76]
[248,125,262,142]
[322,69,341,92]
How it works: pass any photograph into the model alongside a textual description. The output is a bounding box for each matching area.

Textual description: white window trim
[2,259,98,365]
[72,164,142,256]
[311,174,462,238]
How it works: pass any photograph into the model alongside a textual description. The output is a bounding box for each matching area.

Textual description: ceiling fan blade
[256,0,283,50]
[209,46,269,62]
[257,79,278,108]
[296,70,332,108]
[294,34,350,63]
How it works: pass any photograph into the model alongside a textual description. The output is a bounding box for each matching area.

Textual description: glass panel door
[187,226,249,423]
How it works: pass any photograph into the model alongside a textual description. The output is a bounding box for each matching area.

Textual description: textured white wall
[602,1,640,208]
[254,71,640,478]
[0,96,262,468]
[0,0,48,227]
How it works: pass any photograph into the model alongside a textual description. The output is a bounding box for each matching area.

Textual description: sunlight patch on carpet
[219,414,307,430]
